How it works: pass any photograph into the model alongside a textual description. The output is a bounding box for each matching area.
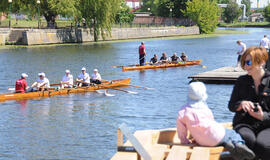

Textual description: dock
[188,66,247,84]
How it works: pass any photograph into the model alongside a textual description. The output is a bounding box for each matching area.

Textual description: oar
[102,80,154,90]
[50,83,61,86]
[123,83,154,90]
[112,62,150,68]
[8,88,15,91]
[110,88,138,94]
[112,64,140,68]
[95,90,115,97]
[97,82,138,94]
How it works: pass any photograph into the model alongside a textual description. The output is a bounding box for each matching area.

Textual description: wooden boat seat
[111,123,232,160]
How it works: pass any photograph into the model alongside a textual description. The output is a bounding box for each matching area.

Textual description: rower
[61,69,73,88]
[170,52,180,63]
[76,67,90,87]
[90,69,102,84]
[31,72,50,91]
[149,54,158,64]
[15,73,29,93]
[160,52,169,63]
[180,52,188,62]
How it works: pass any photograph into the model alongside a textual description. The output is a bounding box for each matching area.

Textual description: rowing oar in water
[112,62,150,68]
[102,80,154,90]
[110,88,138,94]
[95,90,115,97]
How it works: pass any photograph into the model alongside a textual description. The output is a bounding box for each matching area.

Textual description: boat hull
[122,60,202,71]
[0,78,131,102]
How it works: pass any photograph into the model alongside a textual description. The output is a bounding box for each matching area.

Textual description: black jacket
[228,71,270,132]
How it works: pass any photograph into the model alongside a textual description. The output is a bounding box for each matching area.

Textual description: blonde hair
[240,46,268,69]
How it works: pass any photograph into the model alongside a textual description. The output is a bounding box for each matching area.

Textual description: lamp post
[37,0,41,28]
[170,8,172,26]
[8,0,12,28]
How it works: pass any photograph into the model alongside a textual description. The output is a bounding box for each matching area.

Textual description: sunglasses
[244,60,252,66]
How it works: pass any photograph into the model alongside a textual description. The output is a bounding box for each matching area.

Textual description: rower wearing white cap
[31,72,50,91]
[15,73,29,93]
[76,67,90,87]
[90,69,102,84]
[60,70,73,88]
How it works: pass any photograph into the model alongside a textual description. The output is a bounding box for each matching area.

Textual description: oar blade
[127,90,138,94]
[8,88,15,91]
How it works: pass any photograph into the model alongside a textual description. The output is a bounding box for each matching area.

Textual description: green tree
[80,0,121,42]
[223,0,241,23]
[140,0,160,16]
[115,0,135,24]
[264,5,270,22]
[140,0,188,18]
[0,0,79,26]
[183,0,219,33]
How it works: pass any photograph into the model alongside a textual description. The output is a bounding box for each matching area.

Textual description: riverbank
[0,26,199,46]
[0,29,246,50]
[219,22,270,28]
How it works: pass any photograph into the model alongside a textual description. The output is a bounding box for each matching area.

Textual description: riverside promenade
[0,26,199,45]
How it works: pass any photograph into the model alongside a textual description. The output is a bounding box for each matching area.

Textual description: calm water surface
[0,28,269,159]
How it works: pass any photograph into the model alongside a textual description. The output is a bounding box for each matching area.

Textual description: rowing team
[15,67,102,93]
[149,52,188,64]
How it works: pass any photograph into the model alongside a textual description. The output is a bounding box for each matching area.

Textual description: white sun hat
[21,73,28,78]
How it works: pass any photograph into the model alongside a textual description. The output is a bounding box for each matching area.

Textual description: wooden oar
[102,80,154,90]
[110,88,138,94]
[112,62,150,68]
[50,83,61,86]
[112,64,140,68]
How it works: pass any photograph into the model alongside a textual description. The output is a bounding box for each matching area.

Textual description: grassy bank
[219,21,270,27]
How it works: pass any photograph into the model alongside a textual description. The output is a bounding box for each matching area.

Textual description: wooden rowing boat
[0,78,131,102]
[122,60,202,71]
[111,122,232,160]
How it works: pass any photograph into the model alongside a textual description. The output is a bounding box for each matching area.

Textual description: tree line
[1,0,262,41]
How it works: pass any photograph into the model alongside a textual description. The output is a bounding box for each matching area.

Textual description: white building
[125,0,142,9]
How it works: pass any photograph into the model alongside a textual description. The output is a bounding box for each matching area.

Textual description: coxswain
[31,72,50,91]
[90,69,102,84]
[170,53,180,63]
[15,73,29,93]
[139,42,146,66]
[61,69,73,88]
[160,52,169,63]
[76,67,90,87]
[150,54,158,64]
[180,52,188,62]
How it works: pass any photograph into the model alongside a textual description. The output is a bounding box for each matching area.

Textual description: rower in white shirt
[31,72,50,91]
[76,67,90,87]
[90,69,102,84]
[61,69,73,88]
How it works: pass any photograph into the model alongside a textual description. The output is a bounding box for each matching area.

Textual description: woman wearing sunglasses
[228,46,270,160]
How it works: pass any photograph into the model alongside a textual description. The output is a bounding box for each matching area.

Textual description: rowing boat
[111,122,232,160]
[122,60,202,71]
[0,78,131,102]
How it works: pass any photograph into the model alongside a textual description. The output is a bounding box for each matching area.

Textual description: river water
[0,28,269,159]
